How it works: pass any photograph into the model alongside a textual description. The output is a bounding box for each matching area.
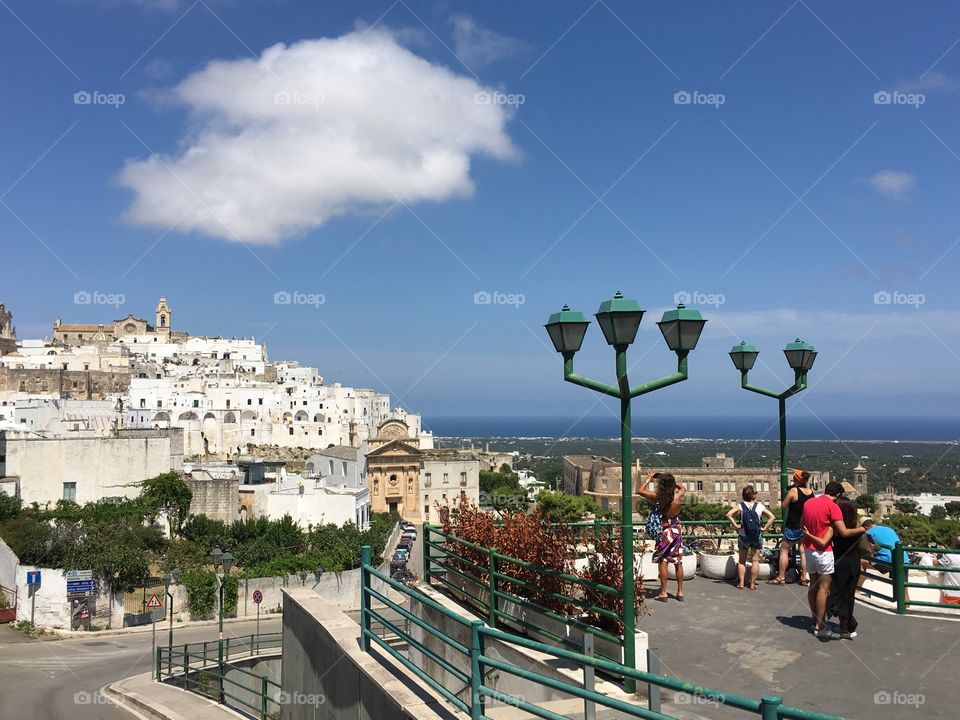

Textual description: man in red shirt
[801,481,864,640]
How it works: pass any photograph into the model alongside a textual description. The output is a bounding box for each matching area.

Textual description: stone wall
[0,366,130,399]
[186,472,238,524]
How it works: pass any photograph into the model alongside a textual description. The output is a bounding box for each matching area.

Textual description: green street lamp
[211,548,234,703]
[162,567,181,676]
[546,292,706,690]
[730,338,817,498]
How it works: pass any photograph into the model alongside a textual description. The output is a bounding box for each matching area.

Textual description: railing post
[760,695,783,720]
[646,647,661,714]
[225,636,230,661]
[594,517,601,542]
[487,547,497,629]
[582,633,596,720]
[468,621,484,720]
[360,545,372,651]
[261,675,269,719]
[182,644,189,690]
[893,542,907,615]
[422,523,431,584]
[155,646,161,682]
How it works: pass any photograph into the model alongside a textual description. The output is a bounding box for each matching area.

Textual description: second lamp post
[729,338,817,498]
[545,292,706,687]
[211,547,234,703]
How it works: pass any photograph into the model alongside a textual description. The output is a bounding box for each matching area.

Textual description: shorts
[738,533,762,551]
[783,526,803,543]
[805,548,835,575]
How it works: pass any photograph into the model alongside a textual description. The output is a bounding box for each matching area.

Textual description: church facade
[53,296,187,347]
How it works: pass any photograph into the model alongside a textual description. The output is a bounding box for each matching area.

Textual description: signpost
[65,570,95,630]
[26,571,40,626]
[147,593,163,677]
[253,589,263,653]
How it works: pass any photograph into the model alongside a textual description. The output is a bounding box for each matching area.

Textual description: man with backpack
[726,485,777,590]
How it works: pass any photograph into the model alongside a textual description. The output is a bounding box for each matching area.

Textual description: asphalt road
[0,616,281,720]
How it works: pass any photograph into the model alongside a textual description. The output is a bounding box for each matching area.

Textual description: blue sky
[2,1,959,426]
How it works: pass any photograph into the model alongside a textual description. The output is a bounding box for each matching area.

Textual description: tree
[536,491,600,524]
[894,499,921,515]
[855,494,878,514]
[141,472,193,536]
[0,491,22,523]
[487,485,528,513]
[945,501,960,519]
[930,505,947,521]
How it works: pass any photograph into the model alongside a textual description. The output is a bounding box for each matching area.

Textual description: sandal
[767,578,785,585]
[655,595,669,602]
[749,584,758,591]
[799,579,810,587]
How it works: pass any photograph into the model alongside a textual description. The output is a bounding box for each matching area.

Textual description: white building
[0,427,184,506]
[240,472,370,529]
[305,446,366,489]
[420,454,481,524]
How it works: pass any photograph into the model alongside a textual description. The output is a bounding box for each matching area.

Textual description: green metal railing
[361,545,843,720]
[423,524,626,663]
[156,632,283,719]
[560,517,786,545]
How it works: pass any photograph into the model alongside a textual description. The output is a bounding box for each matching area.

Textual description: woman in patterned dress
[639,472,686,602]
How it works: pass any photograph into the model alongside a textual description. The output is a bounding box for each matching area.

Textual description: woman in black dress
[804,495,862,639]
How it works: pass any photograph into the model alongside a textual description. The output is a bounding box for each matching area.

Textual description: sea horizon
[425,415,960,442]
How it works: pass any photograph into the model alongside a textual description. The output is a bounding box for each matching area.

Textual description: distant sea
[427,416,960,442]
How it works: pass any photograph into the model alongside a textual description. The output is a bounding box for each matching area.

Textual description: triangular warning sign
[146,593,163,609]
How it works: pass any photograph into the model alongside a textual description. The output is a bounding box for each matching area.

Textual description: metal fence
[423,523,626,663]
[859,542,960,614]
[156,632,283,719]
[361,545,842,720]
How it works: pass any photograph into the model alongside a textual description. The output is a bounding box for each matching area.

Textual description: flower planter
[698,553,736,580]
[0,607,14,624]
[637,551,698,580]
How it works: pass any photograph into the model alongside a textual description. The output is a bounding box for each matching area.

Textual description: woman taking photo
[639,472,686,602]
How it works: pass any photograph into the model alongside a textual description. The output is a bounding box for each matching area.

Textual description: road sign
[66,569,93,581]
[66,580,96,593]
[252,589,263,604]
[26,571,41,586]
[146,593,163,610]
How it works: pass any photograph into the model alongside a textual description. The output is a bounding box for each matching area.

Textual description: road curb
[51,612,284,639]
[103,673,246,720]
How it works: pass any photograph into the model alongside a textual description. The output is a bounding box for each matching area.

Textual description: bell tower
[155,296,171,337]
[853,462,868,497]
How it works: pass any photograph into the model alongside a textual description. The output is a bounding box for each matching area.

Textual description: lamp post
[163,567,181,677]
[729,338,817,498]
[211,548,234,703]
[546,293,706,689]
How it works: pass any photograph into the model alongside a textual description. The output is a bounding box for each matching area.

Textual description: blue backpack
[646,503,663,538]
[741,502,761,543]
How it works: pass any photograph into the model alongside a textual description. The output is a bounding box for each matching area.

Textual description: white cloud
[451,15,526,68]
[867,169,915,198]
[897,71,954,93]
[120,29,518,244]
